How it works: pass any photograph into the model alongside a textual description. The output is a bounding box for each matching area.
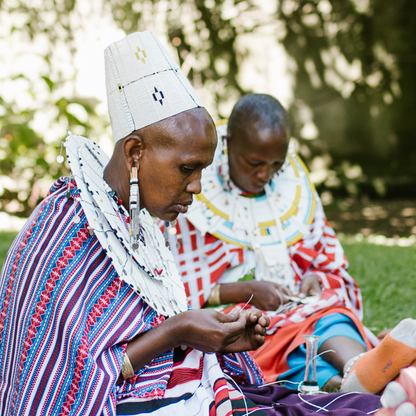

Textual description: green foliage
[279,0,416,199]
[239,268,255,281]
[1,0,416,219]
[110,0,261,114]
[0,0,107,217]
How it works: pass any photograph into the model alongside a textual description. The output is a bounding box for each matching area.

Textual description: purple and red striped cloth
[0,177,263,415]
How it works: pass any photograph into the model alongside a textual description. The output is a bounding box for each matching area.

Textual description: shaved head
[114,107,215,152]
[228,94,290,144]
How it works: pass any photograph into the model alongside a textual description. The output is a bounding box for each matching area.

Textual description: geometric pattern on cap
[105,31,204,142]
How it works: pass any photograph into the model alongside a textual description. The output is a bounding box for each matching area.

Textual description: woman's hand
[125,308,246,376]
[297,273,322,298]
[122,308,269,385]
[174,308,269,354]
[220,281,292,310]
[174,309,247,353]
[221,308,270,353]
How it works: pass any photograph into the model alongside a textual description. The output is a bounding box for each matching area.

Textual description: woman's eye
[182,166,195,173]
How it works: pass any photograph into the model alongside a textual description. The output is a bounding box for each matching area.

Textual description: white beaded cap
[105,31,204,142]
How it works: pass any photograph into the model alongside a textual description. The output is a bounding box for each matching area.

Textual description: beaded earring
[163,220,181,249]
[219,135,231,191]
[130,165,140,251]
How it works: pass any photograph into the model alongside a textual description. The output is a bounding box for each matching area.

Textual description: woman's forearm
[126,313,182,373]
[217,282,252,305]
[119,308,257,384]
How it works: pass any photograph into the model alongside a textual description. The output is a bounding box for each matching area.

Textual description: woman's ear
[122,133,143,169]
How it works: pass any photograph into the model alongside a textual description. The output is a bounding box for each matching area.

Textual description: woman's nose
[186,175,202,195]
[257,165,272,182]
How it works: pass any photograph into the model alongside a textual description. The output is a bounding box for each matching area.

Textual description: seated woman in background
[162,93,416,397]
[0,31,407,416]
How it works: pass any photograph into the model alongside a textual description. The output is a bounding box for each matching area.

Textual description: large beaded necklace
[64,132,187,316]
[185,123,317,291]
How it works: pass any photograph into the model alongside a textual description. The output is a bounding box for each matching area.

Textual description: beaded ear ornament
[130,165,140,251]
[163,220,181,249]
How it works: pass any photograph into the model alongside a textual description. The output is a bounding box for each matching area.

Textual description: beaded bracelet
[207,284,222,306]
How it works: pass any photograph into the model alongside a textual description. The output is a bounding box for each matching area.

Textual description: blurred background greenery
[1,0,416,236]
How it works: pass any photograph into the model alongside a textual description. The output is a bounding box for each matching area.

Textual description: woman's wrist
[121,350,135,380]
[125,312,187,374]
[218,281,253,305]
[161,312,186,349]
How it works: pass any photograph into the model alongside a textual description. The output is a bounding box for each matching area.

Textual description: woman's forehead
[237,128,288,160]
[164,112,216,148]
[145,108,214,144]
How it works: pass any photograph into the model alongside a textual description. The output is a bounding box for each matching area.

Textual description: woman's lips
[250,184,266,193]
[175,203,191,214]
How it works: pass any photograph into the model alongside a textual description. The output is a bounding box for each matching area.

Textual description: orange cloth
[248,307,373,383]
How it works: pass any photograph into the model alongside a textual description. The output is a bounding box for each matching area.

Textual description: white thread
[297,390,380,414]
[316,391,360,412]
[251,339,271,358]
[314,349,336,361]
[261,379,301,388]
[297,392,330,411]
[223,372,250,416]
[276,289,284,306]
[242,294,254,310]
[201,369,380,415]
[244,406,275,416]
[223,376,278,416]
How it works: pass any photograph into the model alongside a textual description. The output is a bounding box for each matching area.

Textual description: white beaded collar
[65,133,187,316]
[185,123,317,290]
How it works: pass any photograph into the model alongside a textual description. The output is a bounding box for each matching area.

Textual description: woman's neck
[103,158,130,211]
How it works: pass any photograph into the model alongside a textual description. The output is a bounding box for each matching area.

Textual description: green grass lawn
[0,232,18,270]
[342,241,416,332]
[0,231,415,333]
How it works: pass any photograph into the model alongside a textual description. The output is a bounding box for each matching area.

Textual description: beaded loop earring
[163,220,181,249]
[219,135,231,191]
[130,165,140,251]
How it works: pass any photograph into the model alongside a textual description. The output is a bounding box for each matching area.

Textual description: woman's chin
[154,211,179,223]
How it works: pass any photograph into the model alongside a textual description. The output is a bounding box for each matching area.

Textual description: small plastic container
[302,334,320,395]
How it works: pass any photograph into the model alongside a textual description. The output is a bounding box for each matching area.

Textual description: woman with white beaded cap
[0,31,383,415]
[0,30,269,416]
